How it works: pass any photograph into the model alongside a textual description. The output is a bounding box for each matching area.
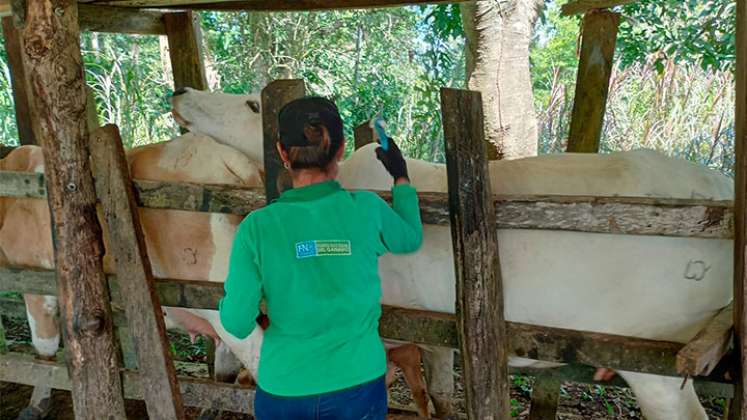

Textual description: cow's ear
[246,100,260,114]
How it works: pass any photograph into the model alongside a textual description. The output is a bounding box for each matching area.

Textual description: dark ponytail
[283,122,338,170]
[277,96,344,172]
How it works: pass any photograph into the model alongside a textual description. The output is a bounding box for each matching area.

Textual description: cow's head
[171,87,264,164]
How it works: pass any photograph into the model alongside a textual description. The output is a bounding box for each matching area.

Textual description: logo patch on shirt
[295,240,351,258]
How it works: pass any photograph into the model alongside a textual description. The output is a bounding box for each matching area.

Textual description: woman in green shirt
[219,96,423,420]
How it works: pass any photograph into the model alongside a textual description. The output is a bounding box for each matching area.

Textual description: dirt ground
[0,315,730,419]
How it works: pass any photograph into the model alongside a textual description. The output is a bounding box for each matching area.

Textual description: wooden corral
[0,0,745,419]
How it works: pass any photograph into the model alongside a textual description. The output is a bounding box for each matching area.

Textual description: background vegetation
[0,0,738,174]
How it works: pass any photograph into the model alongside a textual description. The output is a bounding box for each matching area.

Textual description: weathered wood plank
[91,0,453,11]
[0,314,6,354]
[165,11,207,92]
[19,0,127,416]
[90,125,186,420]
[0,352,254,413]
[2,17,36,145]
[0,267,227,309]
[354,120,375,150]
[0,171,46,198]
[79,5,166,34]
[733,0,747,418]
[0,321,735,399]
[528,376,560,420]
[441,87,510,419]
[677,303,734,377]
[135,179,267,214]
[493,194,734,239]
[1,3,166,33]
[261,79,305,202]
[116,325,138,369]
[560,0,637,16]
[0,170,732,238]
[510,322,684,377]
[566,10,620,153]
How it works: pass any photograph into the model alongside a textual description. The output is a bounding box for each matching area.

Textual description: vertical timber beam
[18,0,127,418]
[2,17,36,145]
[90,125,186,420]
[164,11,208,92]
[528,375,561,420]
[261,79,305,203]
[441,87,510,420]
[0,315,6,354]
[733,1,747,418]
[354,121,374,150]
[566,10,620,153]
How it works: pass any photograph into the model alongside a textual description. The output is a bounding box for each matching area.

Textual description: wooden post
[0,315,7,354]
[354,121,374,150]
[18,0,127,417]
[206,338,216,379]
[116,325,138,370]
[2,17,36,145]
[440,87,510,419]
[528,376,561,420]
[90,124,186,420]
[566,10,620,153]
[732,1,747,418]
[261,79,305,203]
[164,11,208,92]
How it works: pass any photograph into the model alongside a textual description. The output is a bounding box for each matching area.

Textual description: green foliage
[202,8,464,162]
[509,398,521,417]
[419,4,464,39]
[81,33,180,148]
[618,0,736,71]
[532,2,735,176]
[0,31,19,146]
[0,8,463,163]
[530,4,579,108]
[0,1,739,180]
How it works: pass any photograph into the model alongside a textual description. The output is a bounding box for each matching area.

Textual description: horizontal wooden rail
[0,171,733,238]
[0,266,735,379]
[0,352,253,413]
[90,0,455,11]
[560,0,637,16]
[0,329,735,401]
[79,5,167,34]
[0,3,167,34]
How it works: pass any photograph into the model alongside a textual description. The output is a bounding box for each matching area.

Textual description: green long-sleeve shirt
[218,180,422,396]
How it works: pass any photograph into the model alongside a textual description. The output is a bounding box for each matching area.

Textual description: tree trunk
[461,0,544,160]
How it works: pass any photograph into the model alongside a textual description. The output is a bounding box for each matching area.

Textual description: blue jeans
[254,376,387,420]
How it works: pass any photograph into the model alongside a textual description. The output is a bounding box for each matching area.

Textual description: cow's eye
[246,100,260,113]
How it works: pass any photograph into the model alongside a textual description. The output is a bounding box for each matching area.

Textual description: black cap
[278,97,344,149]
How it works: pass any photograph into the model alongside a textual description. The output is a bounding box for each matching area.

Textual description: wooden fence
[1,0,746,418]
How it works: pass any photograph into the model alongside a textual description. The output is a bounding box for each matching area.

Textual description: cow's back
[341,145,734,344]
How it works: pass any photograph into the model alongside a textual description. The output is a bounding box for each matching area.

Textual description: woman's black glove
[375,138,409,181]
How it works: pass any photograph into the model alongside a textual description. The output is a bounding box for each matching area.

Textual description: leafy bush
[532,4,735,176]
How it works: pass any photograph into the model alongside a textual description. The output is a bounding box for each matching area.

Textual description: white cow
[171,87,734,420]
